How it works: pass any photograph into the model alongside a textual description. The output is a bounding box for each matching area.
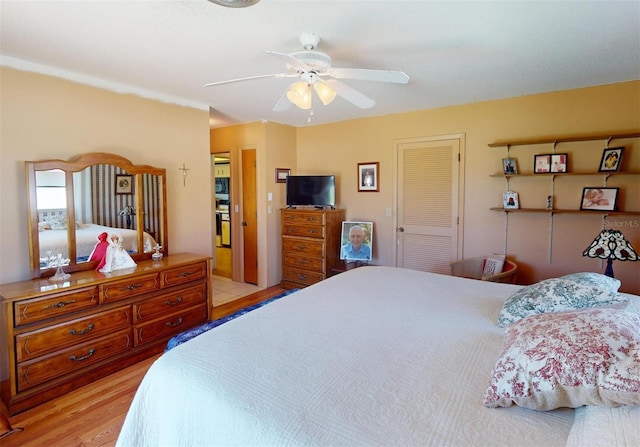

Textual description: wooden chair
[450,257,518,284]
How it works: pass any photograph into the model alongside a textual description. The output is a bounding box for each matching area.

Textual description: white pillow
[484,308,640,411]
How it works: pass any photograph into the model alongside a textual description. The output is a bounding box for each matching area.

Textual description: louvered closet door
[395,136,462,274]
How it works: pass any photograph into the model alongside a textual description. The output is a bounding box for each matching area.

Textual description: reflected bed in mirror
[27,153,168,279]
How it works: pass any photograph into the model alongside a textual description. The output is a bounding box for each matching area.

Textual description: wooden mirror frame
[26,152,168,279]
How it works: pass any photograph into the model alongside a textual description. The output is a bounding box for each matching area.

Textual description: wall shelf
[490,207,640,216]
[489,131,640,148]
[489,131,639,263]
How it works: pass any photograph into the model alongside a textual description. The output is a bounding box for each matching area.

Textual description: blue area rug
[165,288,299,351]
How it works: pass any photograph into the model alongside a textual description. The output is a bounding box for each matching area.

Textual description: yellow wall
[0,66,212,284]
[296,81,639,293]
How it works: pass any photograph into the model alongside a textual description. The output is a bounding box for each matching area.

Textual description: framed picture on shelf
[115,174,134,194]
[357,162,379,192]
[580,187,619,211]
[503,191,519,209]
[550,153,568,173]
[534,154,551,173]
[502,158,518,175]
[598,147,624,172]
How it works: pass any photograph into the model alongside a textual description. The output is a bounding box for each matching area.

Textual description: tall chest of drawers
[0,253,211,415]
[281,208,345,288]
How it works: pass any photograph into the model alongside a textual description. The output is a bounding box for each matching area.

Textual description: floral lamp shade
[582,229,638,278]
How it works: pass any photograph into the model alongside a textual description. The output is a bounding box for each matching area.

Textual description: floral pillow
[44,214,67,230]
[483,308,640,411]
[559,272,621,293]
[497,276,627,327]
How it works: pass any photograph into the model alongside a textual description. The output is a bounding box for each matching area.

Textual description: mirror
[27,153,168,279]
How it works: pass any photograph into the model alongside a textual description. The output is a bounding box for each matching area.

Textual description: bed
[38,223,156,264]
[116,266,640,446]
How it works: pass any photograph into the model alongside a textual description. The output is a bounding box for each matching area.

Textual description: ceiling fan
[204,32,409,111]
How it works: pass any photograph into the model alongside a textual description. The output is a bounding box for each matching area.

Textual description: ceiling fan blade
[264,50,310,72]
[327,68,410,84]
[204,72,293,87]
[324,79,375,109]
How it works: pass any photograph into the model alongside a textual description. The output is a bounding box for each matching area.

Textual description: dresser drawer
[134,304,208,346]
[15,306,131,362]
[282,211,325,226]
[283,253,324,272]
[282,238,325,257]
[17,329,132,391]
[134,284,206,323]
[160,262,208,288]
[13,287,99,327]
[282,266,324,286]
[282,224,325,239]
[101,273,159,303]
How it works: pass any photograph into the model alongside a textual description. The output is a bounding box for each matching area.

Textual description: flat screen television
[286,175,336,208]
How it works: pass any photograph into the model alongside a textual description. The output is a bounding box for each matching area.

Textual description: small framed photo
[598,147,624,172]
[503,191,519,209]
[358,162,379,192]
[275,168,290,183]
[550,153,568,173]
[115,174,134,194]
[580,187,619,211]
[534,154,551,173]
[340,221,373,261]
[502,158,518,175]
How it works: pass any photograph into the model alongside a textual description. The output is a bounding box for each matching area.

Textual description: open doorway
[212,152,232,278]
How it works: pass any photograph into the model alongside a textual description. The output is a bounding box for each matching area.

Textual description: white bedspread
[39,223,156,261]
[117,267,579,446]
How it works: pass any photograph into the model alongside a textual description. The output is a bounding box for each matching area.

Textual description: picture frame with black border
[550,153,568,173]
[502,158,518,175]
[115,174,134,194]
[534,154,551,173]
[580,187,619,211]
[598,147,624,172]
[358,162,379,192]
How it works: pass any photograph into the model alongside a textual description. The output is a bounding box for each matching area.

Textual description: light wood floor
[0,285,286,447]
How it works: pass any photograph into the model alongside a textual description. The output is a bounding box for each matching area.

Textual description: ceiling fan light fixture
[286,81,312,109]
[314,82,337,106]
[206,0,260,7]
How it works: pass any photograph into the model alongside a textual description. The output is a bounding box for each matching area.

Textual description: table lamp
[582,229,638,278]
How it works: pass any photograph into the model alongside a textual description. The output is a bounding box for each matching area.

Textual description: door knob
[241,221,248,227]
[397,227,404,232]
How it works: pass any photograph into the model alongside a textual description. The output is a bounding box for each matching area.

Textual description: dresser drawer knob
[297,259,309,265]
[121,283,144,291]
[297,273,308,280]
[165,317,184,327]
[177,272,194,278]
[46,299,76,309]
[69,324,95,335]
[69,349,95,362]
[296,245,307,250]
[165,296,183,306]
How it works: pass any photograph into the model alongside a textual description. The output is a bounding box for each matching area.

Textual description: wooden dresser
[281,208,345,289]
[0,253,211,415]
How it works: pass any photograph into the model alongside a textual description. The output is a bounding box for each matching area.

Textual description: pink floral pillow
[483,308,640,410]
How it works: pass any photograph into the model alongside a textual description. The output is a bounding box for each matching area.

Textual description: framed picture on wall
[275,168,290,183]
[115,174,134,194]
[358,162,379,192]
[598,147,624,172]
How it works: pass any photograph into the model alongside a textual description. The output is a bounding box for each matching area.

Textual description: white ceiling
[1,1,639,128]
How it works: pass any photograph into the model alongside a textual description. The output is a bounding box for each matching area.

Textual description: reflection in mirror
[28,153,168,279]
